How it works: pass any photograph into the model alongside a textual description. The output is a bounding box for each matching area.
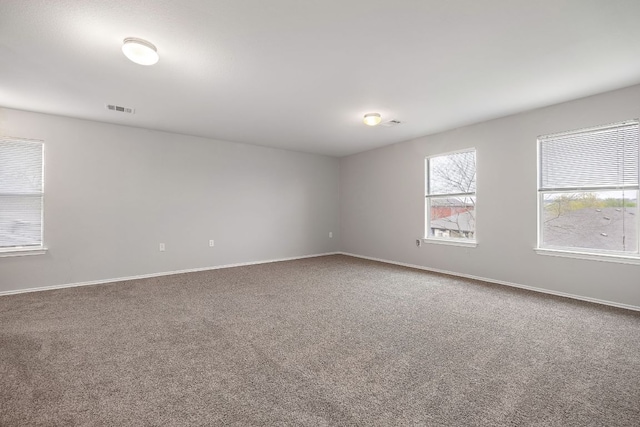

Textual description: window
[425,149,476,243]
[0,137,44,253]
[537,120,639,260]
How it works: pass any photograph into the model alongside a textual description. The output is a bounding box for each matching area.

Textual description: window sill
[534,248,640,265]
[422,238,477,248]
[0,247,48,258]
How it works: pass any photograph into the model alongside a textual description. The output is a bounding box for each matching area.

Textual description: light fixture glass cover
[363,113,382,126]
[122,37,159,66]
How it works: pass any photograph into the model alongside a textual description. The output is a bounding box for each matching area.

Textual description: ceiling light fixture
[363,113,382,126]
[122,37,159,66]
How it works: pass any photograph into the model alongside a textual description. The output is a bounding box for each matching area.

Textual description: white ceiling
[2,1,640,157]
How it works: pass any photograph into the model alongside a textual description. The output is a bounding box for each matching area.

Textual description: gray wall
[2,85,639,307]
[0,108,340,292]
[340,84,640,308]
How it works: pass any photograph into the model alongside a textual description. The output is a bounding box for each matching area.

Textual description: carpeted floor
[1,255,639,426]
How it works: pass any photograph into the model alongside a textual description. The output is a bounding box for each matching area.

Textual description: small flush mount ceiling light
[363,113,382,126]
[122,37,159,66]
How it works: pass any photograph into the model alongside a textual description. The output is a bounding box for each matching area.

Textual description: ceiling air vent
[106,104,135,114]
[380,120,402,127]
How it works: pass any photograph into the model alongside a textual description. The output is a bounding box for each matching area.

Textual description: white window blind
[539,121,639,191]
[0,138,44,249]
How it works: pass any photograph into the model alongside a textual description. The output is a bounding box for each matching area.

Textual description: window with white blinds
[538,120,639,257]
[0,138,44,250]
[425,149,476,242]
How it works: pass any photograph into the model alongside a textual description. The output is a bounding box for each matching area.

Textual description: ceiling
[1,1,640,157]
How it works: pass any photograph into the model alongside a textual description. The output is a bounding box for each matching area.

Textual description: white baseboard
[339,252,640,312]
[0,252,340,297]
[3,251,638,313]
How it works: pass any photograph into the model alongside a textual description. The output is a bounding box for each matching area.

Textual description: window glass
[426,149,476,242]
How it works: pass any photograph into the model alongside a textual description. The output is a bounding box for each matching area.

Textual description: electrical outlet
[159,243,165,252]
[329,232,333,238]
[209,239,215,247]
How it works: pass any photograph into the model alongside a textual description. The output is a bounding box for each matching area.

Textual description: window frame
[0,136,46,257]
[424,148,477,247]
[535,120,640,264]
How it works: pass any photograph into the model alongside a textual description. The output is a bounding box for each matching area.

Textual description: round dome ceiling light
[363,113,382,126]
[122,37,159,66]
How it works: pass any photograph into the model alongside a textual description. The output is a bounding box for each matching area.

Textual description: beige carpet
[1,255,639,426]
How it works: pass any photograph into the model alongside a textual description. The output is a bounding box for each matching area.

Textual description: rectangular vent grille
[106,104,135,114]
